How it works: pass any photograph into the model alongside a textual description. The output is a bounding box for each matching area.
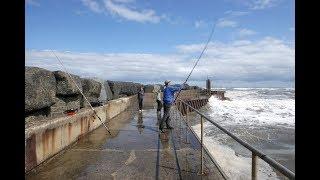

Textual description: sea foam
[207,89,295,127]
[193,124,279,179]
[191,88,295,179]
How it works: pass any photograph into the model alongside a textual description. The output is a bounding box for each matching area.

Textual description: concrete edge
[25,95,137,172]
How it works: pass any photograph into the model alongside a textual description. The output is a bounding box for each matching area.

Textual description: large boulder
[183,84,191,90]
[104,81,113,100]
[144,84,154,93]
[120,82,142,96]
[50,96,81,115]
[92,78,108,103]
[144,84,162,93]
[90,79,114,102]
[108,81,142,99]
[25,66,56,113]
[190,85,201,90]
[53,71,82,96]
[107,81,122,99]
[81,78,102,107]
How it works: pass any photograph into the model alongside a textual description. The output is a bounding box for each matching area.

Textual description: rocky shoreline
[25,66,203,122]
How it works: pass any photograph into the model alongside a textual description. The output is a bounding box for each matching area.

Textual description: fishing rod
[174,21,217,102]
[51,50,112,135]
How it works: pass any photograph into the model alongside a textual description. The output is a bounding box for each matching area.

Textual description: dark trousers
[159,103,171,129]
[156,100,162,112]
[139,99,143,110]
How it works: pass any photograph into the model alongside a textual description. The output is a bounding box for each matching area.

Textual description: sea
[192,88,295,180]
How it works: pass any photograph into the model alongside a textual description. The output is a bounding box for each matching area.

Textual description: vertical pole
[174,102,178,123]
[178,101,182,141]
[185,106,189,144]
[180,102,182,127]
[200,115,204,175]
[180,103,183,135]
[252,153,257,180]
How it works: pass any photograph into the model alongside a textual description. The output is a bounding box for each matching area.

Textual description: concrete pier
[26,105,225,179]
[25,95,137,172]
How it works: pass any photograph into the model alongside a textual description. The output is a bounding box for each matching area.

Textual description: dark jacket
[138,89,144,100]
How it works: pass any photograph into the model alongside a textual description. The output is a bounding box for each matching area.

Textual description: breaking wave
[207,88,295,127]
[192,88,295,179]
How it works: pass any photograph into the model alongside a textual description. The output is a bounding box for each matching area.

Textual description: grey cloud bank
[26,37,294,88]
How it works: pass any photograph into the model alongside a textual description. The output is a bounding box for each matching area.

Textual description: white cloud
[217,19,237,28]
[238,28,257,37]
[250,0,280,10]
[26,37,295,86]
[80,0,162,23]
[289,27,295,31]
[195,20,207,28]
[103,0,161,23]
[232,40,252,46]
[176,37,294,84]
[228,0,281,10]
[26,37,294,87]
[224,10,250,17]
[81,0,103,13]
[25,50,189,83]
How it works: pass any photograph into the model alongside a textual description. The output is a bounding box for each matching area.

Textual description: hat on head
[164,80,171,85]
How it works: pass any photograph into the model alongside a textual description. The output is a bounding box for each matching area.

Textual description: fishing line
[51,50,112,135]
[174,20,217,102]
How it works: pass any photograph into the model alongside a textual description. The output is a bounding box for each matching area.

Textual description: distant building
[206,78,211,92]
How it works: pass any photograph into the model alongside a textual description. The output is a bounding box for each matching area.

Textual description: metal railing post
[185,106,190,144]
[252,153,257,180]
[199,115,204,175]
[174,103,177,124]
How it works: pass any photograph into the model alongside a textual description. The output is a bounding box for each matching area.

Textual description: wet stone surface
[26,106,224,180]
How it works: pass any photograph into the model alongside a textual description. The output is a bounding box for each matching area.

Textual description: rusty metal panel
[25,134,37,172]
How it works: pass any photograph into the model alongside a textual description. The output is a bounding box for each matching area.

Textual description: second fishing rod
[51,50,112,135]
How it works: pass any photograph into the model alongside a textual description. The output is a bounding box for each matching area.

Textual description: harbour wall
[25,95,137,172]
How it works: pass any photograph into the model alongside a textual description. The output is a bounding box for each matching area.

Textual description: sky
[25,0,295,88]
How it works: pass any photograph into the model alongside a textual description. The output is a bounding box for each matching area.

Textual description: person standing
[153,85,162,113]
[153,85,162,125]
[138,86,144,112]
[159,80,183,132]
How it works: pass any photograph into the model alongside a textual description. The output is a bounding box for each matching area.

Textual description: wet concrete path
[26,106,224,180]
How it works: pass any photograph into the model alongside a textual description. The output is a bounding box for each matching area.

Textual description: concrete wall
[25,95,137,172]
